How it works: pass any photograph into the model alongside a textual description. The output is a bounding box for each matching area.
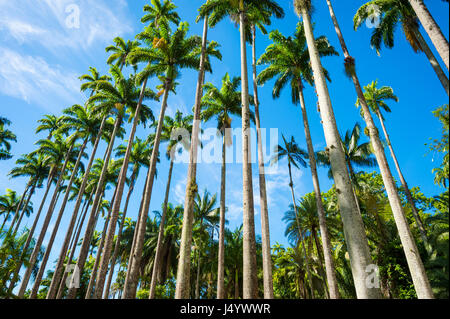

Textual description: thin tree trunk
[121,80,169,299]
[47,116,106,298]
[251,24,273,299]
[11,184,35,236]
[408,0,449,70]
[299,2,381,299]
[18,143,74,298]
[325,0,433,299]
[149,159,174,299]
[288,162,315,299]
[375,109,429,245]
[175,15,209,299]
[412,26,449,95]
[29,138,88,298]
[3,185,30,235]
[298,84,340,299]
[217,136,226,299]
[66,116,121,299]
[239,6,258,300]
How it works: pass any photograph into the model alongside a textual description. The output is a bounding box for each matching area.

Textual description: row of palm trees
[0,0,448,299]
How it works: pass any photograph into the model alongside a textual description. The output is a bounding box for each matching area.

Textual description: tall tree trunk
[288,162,315,299]
[56,190,94,299]
[375,109,429,245]
[217,136,226,299]
[3,185,30,235]
[66,116,121,299]
[298,84,340,299]
[299,1,381,298]
[18,143,74,297]
[149,159,174,299]
[11,184,35,236]
[325,0,433,299]
[175,15,209,299]
[29,138,88,298]
[86,189,115,299]
[47,116,106,298]
[121,80,169,299]
[408,0,449,70]
[251,24,273,299]
[412,26,449,95]
[239,5,258,300]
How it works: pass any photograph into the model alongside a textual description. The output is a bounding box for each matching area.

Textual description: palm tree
[149,111,192,299]
[101,137,154,299]
[0,117,16,161]
[293,0,380,299]
[354,0,449,95]
[0,190,24,233]
[79,67,112,97]
[199,73,247,299]
[123,21,217,299]
[106,37,140,72]
[198,0,283,299]
[193,190,218,299]
[141,0,181,29]
[35,114,61,140]
[272,135,316,298]
[257,22,340,299]
[358,80,428,245]
[66,66,156,299]
[406,0,449,70]
[326,0,433,298]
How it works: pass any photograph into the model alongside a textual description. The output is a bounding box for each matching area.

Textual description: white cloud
[0,48,83,111]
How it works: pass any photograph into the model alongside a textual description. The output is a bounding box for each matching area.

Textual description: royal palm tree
[294,0,380,298]
[123,21,218,299]
[106,37,140,72]
[0,190,26,234]
[406,0,449,70]
[257,22,340,299]
[199,73,248,299]
[79,67,112,97]
[354,0,449,95]
[358,80,428,245]
[326,0,433,298]
[0,117,16,161]
[149,111,192,299]
[141,0,181,29]
[198,0,283,299]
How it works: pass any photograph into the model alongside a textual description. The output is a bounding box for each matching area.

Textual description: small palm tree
[141,0,180,29]
[106,37,140,71]
[0,117,16,161]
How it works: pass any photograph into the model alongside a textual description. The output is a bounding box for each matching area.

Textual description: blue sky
[0,0,448,292]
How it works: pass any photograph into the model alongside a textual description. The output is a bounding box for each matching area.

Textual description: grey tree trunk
[298,84,340,299]
[299,2,381,298]
[375,108,428,245]
[121,80,169,299]
[18,143,74,297]
[239,9,258,300]
[29,138,88,298]
[325,0,433,299]
[408,0,449,70]
[175,15,209,299]
[66,115,121,299]
[216,136,226,299]
[11,184,35,236]
[149,159,174,299]
[251,24,274,299]
[47,116,106,299]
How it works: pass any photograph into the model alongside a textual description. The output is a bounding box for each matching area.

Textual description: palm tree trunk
[287,161,315,299]
[298,83,340,299]
[56,190,94,299]
[239,5,258,300]
[149,159,174,299]
[175,15,209,299]
[217,135,226,299]
[195,240,202,299]
[4,184,30,235]
[407,0,449,70]
[18,143,74,298]
[251,24,273,299]
[29,138,89,298]
[5,172,55,295]
[375,109,429,245]
[325,0,433,299]
[347,160,363,216]
[299,1,380,299]
[121,80,169,299]
[47,116,106,299]
[12,183,36,236]
[66,115,121,299]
